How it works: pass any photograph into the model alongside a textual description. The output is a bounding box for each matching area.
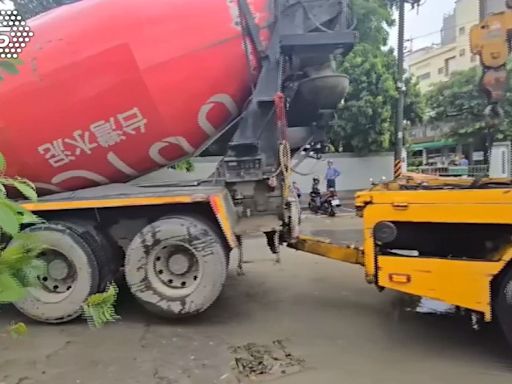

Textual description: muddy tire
[11,223,100,324]
[495,267,512,346]
[124,216,227,318]
[55,221,121,290]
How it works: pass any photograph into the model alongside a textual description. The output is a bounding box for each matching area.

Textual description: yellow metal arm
[288,236,365,266]
[470,7,512,104]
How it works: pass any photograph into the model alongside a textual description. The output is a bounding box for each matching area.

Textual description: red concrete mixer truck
[0,0,357,323]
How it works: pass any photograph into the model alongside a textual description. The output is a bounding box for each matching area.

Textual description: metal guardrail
[408,165,489,177]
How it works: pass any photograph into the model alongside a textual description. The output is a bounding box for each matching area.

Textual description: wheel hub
[38,250,76,294]
[152,244,200,291]
[167,254,190,275]
[48,259,70,280]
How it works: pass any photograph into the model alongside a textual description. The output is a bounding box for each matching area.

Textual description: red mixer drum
[0,0,270,194]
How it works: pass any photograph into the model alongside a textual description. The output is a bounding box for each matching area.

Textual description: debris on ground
[412,297,456,315]
[228,340,305,382]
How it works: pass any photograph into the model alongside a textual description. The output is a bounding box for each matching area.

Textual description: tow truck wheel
[495,266,512,346]
[124,216,227,318]
[493,267,512,347]
[11,223,100,324]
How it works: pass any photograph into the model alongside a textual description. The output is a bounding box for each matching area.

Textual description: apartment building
[406,0,508,170]
[406,0,506,92]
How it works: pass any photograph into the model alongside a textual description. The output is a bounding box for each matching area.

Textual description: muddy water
[1,215,512,384]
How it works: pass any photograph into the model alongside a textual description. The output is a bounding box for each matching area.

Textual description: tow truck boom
[470,1,512,114]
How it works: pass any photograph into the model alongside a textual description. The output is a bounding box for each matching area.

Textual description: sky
[389,0,457,51]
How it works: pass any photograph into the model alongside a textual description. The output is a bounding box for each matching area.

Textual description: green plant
[0,153,45,302]
[0,58,22,82]
[0,153,44,336]
[82,282,120,329]
[171,159,195,172]
[0,153,120,329]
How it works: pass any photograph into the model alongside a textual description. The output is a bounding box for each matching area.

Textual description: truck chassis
[11,183,239,323]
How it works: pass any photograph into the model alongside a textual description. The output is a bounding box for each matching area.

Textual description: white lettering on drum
[51,170,110,185]
[38,107,148,168]
[37,93,239,191]
[33,182,65,193]
[198,94,239,137]
[149,136,195,166]
[107,151,139,177]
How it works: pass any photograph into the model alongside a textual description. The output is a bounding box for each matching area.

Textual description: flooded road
[1,215,512,384]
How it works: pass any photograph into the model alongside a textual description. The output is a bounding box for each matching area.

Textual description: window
[459,26,466,35]
[418,72,431,82]
[471,55,478,63]
[445,56,456,75]
[459,48,465,57]
[438,67,445,75]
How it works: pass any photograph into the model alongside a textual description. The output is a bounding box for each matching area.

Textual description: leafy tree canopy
[425,63,512,145]
[329,0,426,154]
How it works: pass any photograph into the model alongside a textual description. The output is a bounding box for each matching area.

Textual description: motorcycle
[308,177,341,217]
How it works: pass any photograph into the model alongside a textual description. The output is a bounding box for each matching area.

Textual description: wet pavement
[1,214,512,384]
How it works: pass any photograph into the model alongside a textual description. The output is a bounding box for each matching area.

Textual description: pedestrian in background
[292,181,302,201]
[325,160,341,191]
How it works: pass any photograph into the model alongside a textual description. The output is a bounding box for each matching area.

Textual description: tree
[350,0,396,47]
[330,46,425,153]
[329,0,426,154]
[425,64,512,149]
[330,44,397,153]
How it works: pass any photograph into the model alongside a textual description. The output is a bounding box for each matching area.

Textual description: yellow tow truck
[291,2,512,345]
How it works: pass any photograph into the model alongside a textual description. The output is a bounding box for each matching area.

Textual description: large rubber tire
[494,267,512,346]
[124,215,228,319]
[10,223,100,324]
[54,221,121,290]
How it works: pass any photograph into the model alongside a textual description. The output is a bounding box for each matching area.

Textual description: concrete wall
[133,153,394,195]
[290,153,394,194]
[441,11,456,46]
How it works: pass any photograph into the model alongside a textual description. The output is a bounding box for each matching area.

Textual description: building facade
[406,0,507,170]
[406,0,507,92]
[405,0,485,91]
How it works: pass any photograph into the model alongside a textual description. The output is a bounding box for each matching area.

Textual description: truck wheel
[55,221,121,290]
[124,216,227,318]
[494,266,512,346]
[11,223,100,323]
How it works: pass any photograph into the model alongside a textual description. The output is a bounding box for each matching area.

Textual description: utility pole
[394,0,406,179]
[478,0,486,21]
[394,0,422,179]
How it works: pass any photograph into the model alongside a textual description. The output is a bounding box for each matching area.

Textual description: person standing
[325,160,341,190]
[459,155,469,167]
